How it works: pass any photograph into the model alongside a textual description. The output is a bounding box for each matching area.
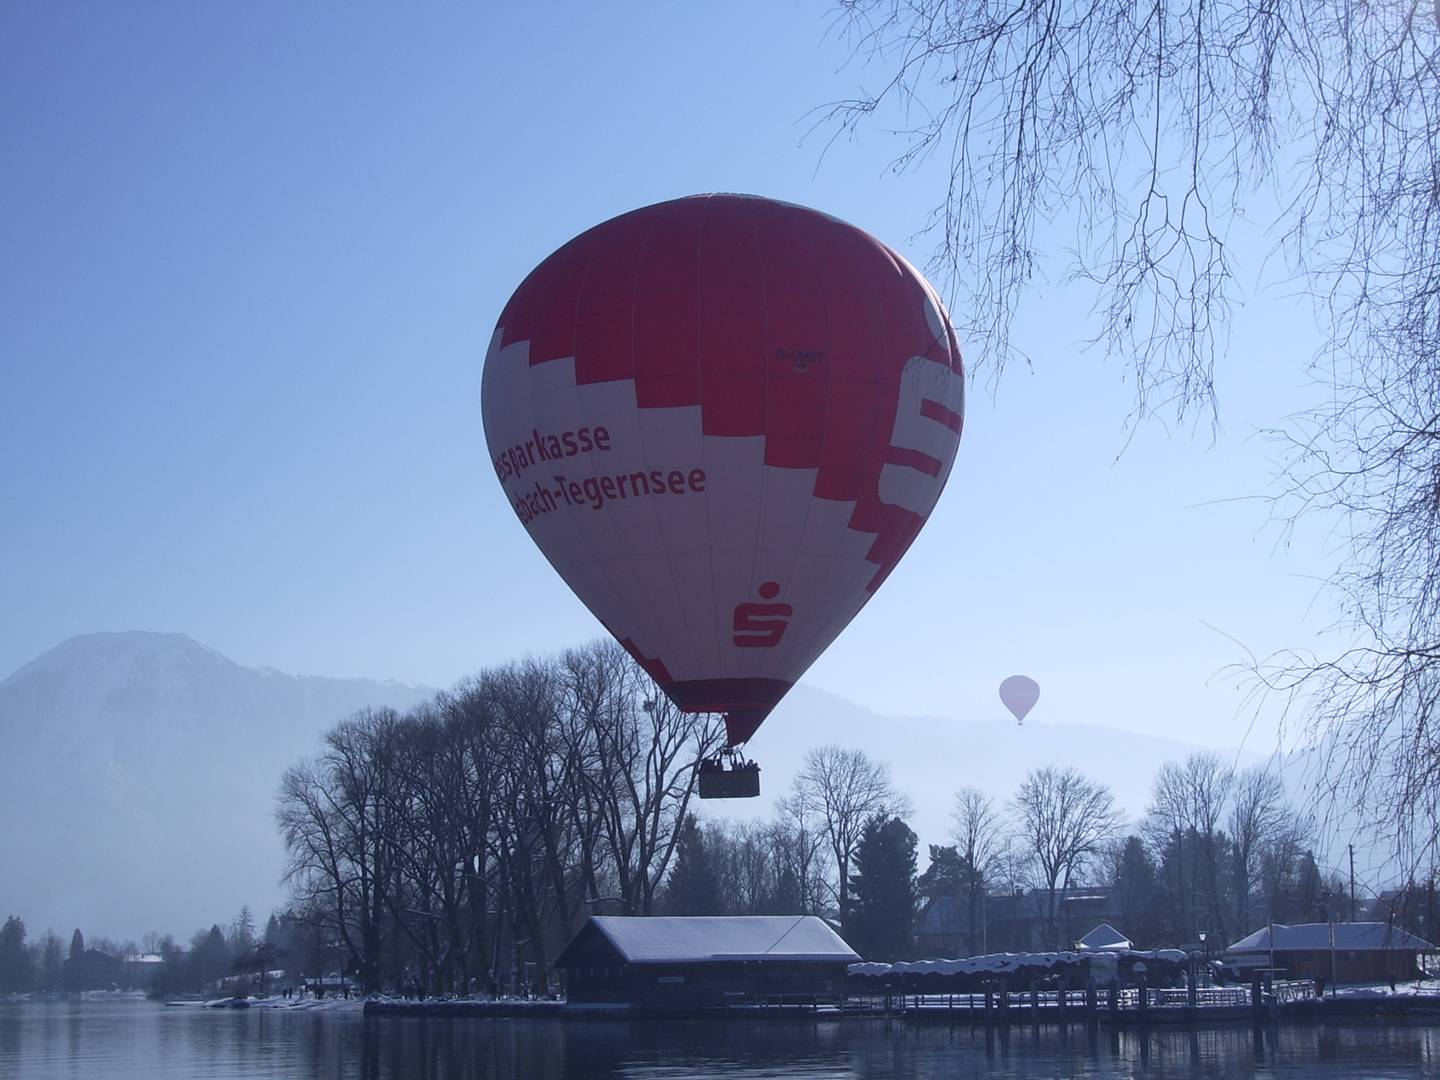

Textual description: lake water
[4,1000,1440,1079]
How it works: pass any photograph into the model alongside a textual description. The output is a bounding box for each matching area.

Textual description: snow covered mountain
[0,632,432,942]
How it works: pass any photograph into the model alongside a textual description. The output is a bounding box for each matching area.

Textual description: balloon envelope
[999,675,1040,723]
[482,194,964,745]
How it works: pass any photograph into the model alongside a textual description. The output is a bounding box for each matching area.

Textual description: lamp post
[1330,914,1337,996]
[1198,931,1209,986]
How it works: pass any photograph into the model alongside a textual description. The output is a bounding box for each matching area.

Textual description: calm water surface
[4,1000,1440,1079]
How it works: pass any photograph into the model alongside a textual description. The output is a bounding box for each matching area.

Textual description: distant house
[553,915,858,1013]
[62,949,125,990]
[1075,923,1132,951]
[1224,922,1438,983]
[917,889,1123,958]
[915,897,975,958]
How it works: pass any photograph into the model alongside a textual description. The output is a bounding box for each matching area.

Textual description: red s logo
[732,582,793,648]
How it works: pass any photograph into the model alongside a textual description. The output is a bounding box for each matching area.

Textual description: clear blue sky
[1,1,1339,753]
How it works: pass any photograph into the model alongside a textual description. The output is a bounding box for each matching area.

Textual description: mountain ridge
[0,632,1263,942]
[0,632,435,941]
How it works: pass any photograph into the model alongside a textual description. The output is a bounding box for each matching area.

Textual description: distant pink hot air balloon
[999,675,1040,724]
[482,194,965,774]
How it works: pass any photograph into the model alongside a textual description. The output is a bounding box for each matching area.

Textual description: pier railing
[850,979,1317,1021]
[1270,980,1318,1004]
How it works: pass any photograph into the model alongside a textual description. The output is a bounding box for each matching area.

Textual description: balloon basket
[697,751,761,799]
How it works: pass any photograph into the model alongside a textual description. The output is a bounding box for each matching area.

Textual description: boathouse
[61,948,125,991]
[1224,922,1438,983]
[554,915,858,1012]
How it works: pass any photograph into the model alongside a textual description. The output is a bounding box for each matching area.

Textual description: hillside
[0,632,1270,942]
[0,632,432,941]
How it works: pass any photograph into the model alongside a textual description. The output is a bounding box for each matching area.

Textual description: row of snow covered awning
[849,948,1189,981]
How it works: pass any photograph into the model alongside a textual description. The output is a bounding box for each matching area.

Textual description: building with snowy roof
[1075,924,1132,951]
[916,888,1123,957]
[553,915,858,1012]
[1223,922,1438,983]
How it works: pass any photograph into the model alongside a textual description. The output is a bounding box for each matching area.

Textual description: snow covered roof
[557,916,859,965]
[1226,922,1437,954]
[1076,924,1132,951]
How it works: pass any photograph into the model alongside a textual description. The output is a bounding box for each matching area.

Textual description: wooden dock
[362,983,1440,1024]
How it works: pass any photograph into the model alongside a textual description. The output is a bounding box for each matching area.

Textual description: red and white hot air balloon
[999,675,1040,724]
[482,194,964,786]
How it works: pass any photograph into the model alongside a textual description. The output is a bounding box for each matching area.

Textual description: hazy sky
[2,2,1342,755]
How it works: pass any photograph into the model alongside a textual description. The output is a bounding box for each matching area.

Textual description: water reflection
[3,1001,1440,1079]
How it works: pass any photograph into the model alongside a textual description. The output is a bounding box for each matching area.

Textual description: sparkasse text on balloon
[492,425,612,483]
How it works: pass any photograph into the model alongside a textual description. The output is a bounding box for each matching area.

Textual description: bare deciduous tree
[786,745,907,925]
[276,641,719,996]
[561,640,724,916]
[826,0,1440,871]
[1228,766,1306,933]
[770,796,833,916]
[277,708,406,993]
[1144,753,1234,942]
[951,787,1002,879]
[1012,766,1123,947]
[950,786,1002,952]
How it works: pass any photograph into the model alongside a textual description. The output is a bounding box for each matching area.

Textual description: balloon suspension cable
[696,714,762,798]
[698,712,759,773]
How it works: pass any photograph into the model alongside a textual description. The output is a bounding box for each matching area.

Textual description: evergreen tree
[917,845,970,903]
[150,935,189,996]
[766,862,804,917]
[0,916,31,993]
[61,928,86,990]
[916,843,984,956]
[661,814,722,915]
[1106,836,1165,947]
[189,925,233,990]
[847,816,918,962]
[228,907,256,952]
[1294,851,1327,921]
